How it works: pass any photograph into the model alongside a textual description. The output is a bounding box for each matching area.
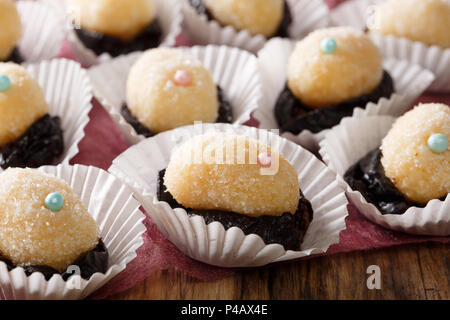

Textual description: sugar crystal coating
[381,103,450,204]
[287,27,383,108]
[67,0,156,41]
[164,133,300,217]
[203,0,284,37]
[0,63,48,147]
[0,168,99,272]
[369,0,450,49]
[0,0,22,61]
[126,48,219,133]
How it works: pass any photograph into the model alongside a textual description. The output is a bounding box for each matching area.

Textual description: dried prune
[0,114,64,169]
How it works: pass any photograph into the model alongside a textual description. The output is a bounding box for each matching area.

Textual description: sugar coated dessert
[67,0,156,41]
[0,168,100,272]
[381,103,450,204]
[369,0,450,49]
[287,27,383,108]
[0,0,22,61]
[0,62,48,147]
[126,48,219,134]
[202,0,284,37]
[164,133,300,217]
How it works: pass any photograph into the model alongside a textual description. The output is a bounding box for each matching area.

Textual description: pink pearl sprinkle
[173,70,192,86]
[257,152,272,168]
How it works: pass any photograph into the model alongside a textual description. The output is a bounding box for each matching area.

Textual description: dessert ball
[381,103,450,204]
[0,63,48,147]
[164,133,300,217]
[287,27,383,108]
[0,0,22,61]
[126,48,219,133]
[369,0,450,49]
[0,168,99,272]
[67,0,156,41]
[203,0,284,37]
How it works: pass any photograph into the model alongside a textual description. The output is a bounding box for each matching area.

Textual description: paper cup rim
[318,115,450,236]
[370,32,450,53]
[88,45,264,146]
[0,164,146,299]
[109,123,349,267]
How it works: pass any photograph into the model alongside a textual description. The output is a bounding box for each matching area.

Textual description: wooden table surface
[110,242,449,300]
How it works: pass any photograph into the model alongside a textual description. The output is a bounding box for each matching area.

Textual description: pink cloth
[53,0,450,299]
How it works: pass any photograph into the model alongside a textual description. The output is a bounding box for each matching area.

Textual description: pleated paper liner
[87,45,264,145]
[182,0,329,53]
[0,59,93,173]
[256,37,435,150]
[45,0,182,67]
[16,1,65,63]
[108,123,349,267]
[0,164,146,300]
[319,116,450,236]
[329,0,450,92]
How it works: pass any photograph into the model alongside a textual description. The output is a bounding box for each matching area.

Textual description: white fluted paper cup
[15,0,65,63]
[182,0,329,53]
[319,116,450,236]
[88,45,264,145]
[45,0,182,67]
[329,0,379,29]
[0,164,146,300]
[330,0,450,92]
[256,37,435,150]
[25,59,92,167]
[108,123,349,267]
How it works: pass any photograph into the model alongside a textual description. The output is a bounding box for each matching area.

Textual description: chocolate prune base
[121,86,233,138]
[157,169,313,251]
[189,0,292,38]
[275,71,395,134]
[0,114,64,170]
[0,114,64,169]
[74,19,162,58]
[4,47,24,64]
[0,240,109,281]
[344,148,425,215]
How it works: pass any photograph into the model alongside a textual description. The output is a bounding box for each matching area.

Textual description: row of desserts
[3,0,450,92]
[0,24,437,171]
[4,0,450,79]
[54,0,450,92]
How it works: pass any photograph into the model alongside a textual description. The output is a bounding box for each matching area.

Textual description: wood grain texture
[109,243,449,300]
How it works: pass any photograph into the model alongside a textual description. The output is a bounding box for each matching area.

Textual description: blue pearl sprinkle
[45,192,64,212]
[0,74,10,92]
[320,37,337,54]
[427,133,448,154]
